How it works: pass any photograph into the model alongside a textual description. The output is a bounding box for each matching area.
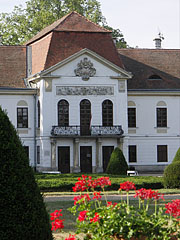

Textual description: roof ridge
[69,11,111,33]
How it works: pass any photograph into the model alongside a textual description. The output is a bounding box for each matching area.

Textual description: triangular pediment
[40,48,132,79]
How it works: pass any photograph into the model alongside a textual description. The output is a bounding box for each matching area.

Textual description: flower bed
[50,175,180,240]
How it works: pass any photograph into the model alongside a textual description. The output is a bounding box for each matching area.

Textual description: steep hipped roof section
[119,53,180,90]
[44,31,124,71]
[118,49,180,79]
[0,46,26,88]
[26,11,110,45]
[27,11,124,75]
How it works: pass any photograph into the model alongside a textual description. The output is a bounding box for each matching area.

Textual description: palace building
[1,12,180,173]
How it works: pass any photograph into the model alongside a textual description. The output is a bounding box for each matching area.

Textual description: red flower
[96,177,111,188]
[90,212,100,223]
[51,218,64,231]
[93,191,102,200]
[78,210,88,222]
[134,188,164,200]
[50,209,63,220]
[73,175,89,192]
[73,194,91,205]
[107,201,118,208]
[65,234,76,240]
[119,181,136,192]
[165,199,180,219]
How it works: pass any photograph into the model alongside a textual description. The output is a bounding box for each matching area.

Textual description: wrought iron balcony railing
[51,125,124,137]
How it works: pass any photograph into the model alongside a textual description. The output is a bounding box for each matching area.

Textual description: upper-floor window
[128,101,136,128]
[17,100,28,128]
[80,99,91,135]
[157,145,168,162]
[58,100,69,126]
[156,101,167,128]
[102,100,113,126]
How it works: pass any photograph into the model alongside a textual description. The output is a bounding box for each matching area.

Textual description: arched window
[102,100,113,126]
[17,100,28,128]
[148,75,162,80]
[58,100,69,126]
[80,99,91,135]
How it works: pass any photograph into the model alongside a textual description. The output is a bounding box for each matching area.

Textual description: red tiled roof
[0,46,26,88]
[26,11,110,45]
[119,49,180,90]
[44,31,124,71]
[118,48,180,79]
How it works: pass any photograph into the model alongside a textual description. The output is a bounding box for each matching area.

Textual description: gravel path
[44,194,180,202]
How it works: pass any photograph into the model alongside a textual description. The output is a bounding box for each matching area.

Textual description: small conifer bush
[163,147,180,188]
[0,106,53,240]
[106,147,128,175]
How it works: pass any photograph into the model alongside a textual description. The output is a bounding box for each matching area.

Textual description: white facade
[1,48,179,173]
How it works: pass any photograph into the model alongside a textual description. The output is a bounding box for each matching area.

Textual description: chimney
[153,32,164,49]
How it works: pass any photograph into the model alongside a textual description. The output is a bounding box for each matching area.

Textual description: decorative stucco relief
[74,57,96,80]
[56,86,114,95]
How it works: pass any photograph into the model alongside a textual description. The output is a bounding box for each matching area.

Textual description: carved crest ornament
[74,57,96,80]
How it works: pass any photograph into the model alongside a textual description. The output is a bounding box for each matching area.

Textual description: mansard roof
[118,49,180,90]
[26,11,111,45]
[0,46,26,88]
[27,12,124,75]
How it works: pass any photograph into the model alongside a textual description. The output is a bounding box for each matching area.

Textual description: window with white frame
[17,100,28,128]
[128,101,136,128]
[156,101,167,128]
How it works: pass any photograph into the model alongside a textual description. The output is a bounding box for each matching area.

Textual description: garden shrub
[172,147,180,163]
[0,107,53,240]
[163,162,180,188]
[106,147,128,175]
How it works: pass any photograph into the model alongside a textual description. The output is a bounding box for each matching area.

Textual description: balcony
[51,125,124,137]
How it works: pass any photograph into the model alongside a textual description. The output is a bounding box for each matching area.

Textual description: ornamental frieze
[56,86,114,96]
[74,57,96,80]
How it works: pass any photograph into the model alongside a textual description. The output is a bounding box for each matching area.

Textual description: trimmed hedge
[106,147,128,175]
[163,162,180,188]
[35,174,164,192]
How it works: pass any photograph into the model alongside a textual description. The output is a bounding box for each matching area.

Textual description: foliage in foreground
[0,106,52,240]
[51,175,180,240]
[164,147,180,188]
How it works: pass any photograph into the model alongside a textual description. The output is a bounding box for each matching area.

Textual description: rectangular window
[17,107,28,128]
[128,145,137,163]
[157,108,167,127]
[23,146,29,159]
[37,146,40,164]
[128,108,136,128]
[157,145,168,162]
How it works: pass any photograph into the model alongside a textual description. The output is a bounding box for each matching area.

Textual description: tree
[0,0,127,48]
[0,106,53,240]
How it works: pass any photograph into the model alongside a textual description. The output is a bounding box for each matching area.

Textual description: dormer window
[148,75,162,80]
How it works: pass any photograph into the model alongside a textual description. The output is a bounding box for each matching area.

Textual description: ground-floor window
[37,146,40,164]
[23,146,29,159]
[157,145,168,162]
[128,145,137,163]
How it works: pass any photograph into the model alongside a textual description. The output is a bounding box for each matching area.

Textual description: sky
[0,0,180,49]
